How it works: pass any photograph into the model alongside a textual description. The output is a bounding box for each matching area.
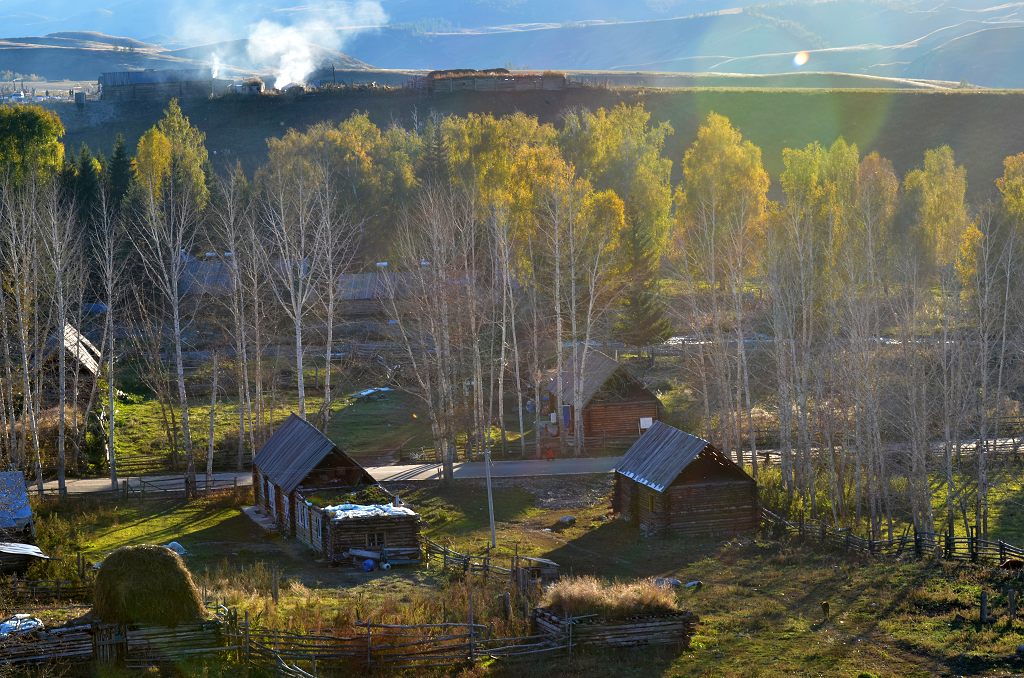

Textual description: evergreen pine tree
[613,217,673,351]
[106,133,132,210]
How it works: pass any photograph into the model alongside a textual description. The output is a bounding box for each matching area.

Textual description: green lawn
[20,477,1024,676]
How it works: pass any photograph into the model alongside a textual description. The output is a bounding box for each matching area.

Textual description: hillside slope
[0,33,370,81]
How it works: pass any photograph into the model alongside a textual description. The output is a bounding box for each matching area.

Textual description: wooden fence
[533,608,699,649]
[762,508,1024,564]
[245,621,568,672]
[5,577,93,602]
[423,539,512,577]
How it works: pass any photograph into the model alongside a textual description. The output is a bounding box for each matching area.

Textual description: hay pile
[93,545,205,626]
[541,576,680,620]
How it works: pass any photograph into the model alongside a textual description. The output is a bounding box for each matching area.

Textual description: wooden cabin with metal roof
[542,351,661,453]
[252,414,421,562]
[613,422,758,538]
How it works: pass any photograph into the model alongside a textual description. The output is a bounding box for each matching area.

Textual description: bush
[93,545,205,626]
[541,576,680,620]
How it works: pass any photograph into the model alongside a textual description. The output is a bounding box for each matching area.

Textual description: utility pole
[484,446,496,548]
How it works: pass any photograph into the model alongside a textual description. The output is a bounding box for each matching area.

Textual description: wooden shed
[252,414,420,562]
[543,351,661,448]
[613,422,758,538]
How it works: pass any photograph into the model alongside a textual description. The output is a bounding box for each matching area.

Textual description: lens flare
[793,51,810,67]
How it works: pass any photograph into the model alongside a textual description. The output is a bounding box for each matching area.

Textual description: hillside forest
[2,100,1024,545]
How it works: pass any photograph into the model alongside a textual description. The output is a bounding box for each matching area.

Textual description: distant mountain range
[2,0,1024,87]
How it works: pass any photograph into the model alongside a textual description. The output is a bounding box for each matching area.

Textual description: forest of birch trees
[2,100,1024,541]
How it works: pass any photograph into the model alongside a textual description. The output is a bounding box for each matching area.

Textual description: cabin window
[366,532,386,548]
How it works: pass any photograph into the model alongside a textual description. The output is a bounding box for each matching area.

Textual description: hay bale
[541,576,680,620]
[93,545,204,626]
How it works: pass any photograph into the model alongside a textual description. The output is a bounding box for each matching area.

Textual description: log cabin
[613,422,759,538]
[542,351,661,453]
[252,414,421,562]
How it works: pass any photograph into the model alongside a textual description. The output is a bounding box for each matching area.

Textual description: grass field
[15,477,1024,677]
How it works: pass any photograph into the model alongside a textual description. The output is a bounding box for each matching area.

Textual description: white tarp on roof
[321,503,417,521]
[0,543,49,559]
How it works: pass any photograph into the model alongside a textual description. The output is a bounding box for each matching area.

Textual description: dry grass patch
[541,576,680,620]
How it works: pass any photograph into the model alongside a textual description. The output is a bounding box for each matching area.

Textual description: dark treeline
[2,100,1024,542]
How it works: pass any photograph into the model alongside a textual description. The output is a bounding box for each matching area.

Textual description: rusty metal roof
[253,414,374,494]
[616,422,748,492]
[544,350,625,406]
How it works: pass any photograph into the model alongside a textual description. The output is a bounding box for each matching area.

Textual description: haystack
[93,545,205,626]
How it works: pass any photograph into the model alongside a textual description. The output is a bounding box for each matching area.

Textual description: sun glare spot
[793,51,810,67]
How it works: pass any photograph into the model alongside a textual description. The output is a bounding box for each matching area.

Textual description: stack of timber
[533,607,699,648]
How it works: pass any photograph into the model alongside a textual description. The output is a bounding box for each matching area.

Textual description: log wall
[615,475,758,538]
[582,401,660,438]
[325,515,421,563]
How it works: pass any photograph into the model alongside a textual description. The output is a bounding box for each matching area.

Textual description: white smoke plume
[246,2,387,89]
[172,1,386,88]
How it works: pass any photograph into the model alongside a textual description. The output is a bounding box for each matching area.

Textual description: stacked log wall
[583,401,659,438]
[664,480,758,538]
[325,515,421,562]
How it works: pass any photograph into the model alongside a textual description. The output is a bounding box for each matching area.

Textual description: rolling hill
[0,33,370,82]
[3,0,1024,87]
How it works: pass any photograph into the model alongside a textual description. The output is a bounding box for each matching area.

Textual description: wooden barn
[613,422,759,538]
[98,69,225,101]
[543,351,661,448]
[37,324,102,407]
[252,414,421,563]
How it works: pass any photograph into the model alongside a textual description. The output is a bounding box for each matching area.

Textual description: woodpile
[533,607,699,648]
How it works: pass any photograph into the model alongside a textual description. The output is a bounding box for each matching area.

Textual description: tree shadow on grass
[543,520,726,579]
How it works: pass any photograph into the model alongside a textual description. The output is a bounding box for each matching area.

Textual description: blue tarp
[0,472,32,530]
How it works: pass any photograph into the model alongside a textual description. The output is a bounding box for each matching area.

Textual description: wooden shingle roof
[616,422,747,492]
[544,350,625,407]
[253,414,374,495]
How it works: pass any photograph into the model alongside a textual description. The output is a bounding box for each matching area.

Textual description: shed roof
[0,472,32,529]
[99,69,212,87]
[616,422,747,493]
[41,324,101,376]
[0,543,48,559]
[544,350,628,407]
[253,414,374,495]
[336,271,410,301]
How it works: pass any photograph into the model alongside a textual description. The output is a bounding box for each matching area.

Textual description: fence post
[366,621,372,667]
[945,531,953,560]
[244,610,250,664]
[1000,541,1007,563]
[914,528,922,559]
[271,564,279,604]
[468,582,476,664]
[1010,590,1018,623]
[981,590,989,624]
[819,522,826,542]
